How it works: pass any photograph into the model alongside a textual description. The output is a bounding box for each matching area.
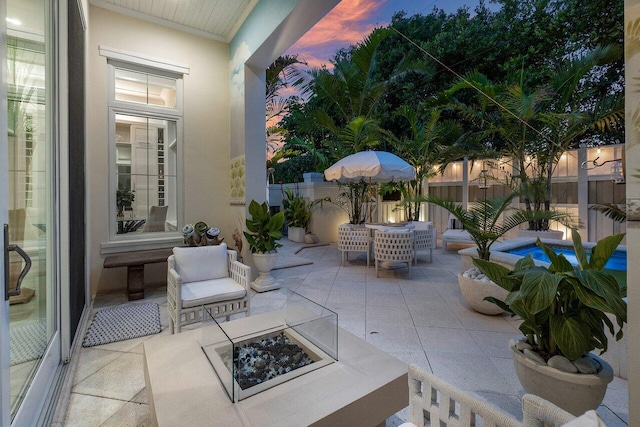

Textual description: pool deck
[61,239,629,426]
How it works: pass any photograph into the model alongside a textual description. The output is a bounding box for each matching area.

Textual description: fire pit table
[144,291,408,426]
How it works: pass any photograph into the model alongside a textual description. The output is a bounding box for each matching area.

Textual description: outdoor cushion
[173,243,228,283]
[181,277,247,308]
[442,228,473,243]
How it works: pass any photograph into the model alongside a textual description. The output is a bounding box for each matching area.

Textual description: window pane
[114,114,177,234]
[114,68,177,108]
[148,75,177,108]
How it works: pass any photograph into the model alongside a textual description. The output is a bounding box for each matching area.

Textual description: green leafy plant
[474,229,627,361]
[426,193,571,260]
[116,187,135,210]
[243,200,285,253]
[282,188,312,231]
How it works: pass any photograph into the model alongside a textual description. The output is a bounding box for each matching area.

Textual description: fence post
[578,145,589,241]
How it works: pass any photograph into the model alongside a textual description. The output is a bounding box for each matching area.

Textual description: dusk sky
[285,0,500,70]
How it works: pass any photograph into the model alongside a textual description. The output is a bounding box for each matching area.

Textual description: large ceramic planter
[517,229,564,240]
[251,253,280,292]
[457,272,508,315]
[509,339,613,416]
[288,226,306,243]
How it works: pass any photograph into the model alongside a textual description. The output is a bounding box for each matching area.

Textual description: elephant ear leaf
[571,229,589,270]
[473,258,513,291]
[514,254,535,271]
[536,239,573,272]
[589,233,625,271]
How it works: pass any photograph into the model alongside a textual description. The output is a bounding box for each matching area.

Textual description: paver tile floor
[63,240,629,426]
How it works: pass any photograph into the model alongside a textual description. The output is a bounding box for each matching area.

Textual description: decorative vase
[304,233,318,244]
[288,226,305,243]
[509,339,613,416]
[251,252,280,292]
[457,269,508,315]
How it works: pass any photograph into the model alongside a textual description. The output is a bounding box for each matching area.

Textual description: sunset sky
[285,0,500,70]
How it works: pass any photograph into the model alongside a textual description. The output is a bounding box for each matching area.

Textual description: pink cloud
[286,0,389,69]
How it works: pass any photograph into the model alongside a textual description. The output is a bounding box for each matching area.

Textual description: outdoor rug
[10,320,47,366]
[82,302,161,347]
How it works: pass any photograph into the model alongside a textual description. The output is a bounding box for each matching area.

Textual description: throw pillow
[173,243,228,283]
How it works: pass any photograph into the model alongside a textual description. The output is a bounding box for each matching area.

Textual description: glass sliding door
[2,0,61,423]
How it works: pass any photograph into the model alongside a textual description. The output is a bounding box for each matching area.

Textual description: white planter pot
[509,339,613,416]
[251,253,280,292]
[288,226,306,243]
[457,273,508,315]
[517,229,564,240]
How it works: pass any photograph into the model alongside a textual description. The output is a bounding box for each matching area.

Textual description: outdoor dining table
[364,222,414,231]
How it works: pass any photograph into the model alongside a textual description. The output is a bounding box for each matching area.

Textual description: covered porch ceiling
[89,0,260,42]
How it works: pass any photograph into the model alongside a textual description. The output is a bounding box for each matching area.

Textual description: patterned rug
[82,302,161,347]
[10,320,47,366]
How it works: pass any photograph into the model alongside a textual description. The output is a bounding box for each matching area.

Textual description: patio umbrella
[324,151,415,183]
[324,151,415,222]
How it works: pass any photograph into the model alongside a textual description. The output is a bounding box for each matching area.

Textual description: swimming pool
[505,244,627,271]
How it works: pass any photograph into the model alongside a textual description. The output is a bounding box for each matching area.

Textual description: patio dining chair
[338,223,372,267]
[374,229,413,278]
[412,224,437,264]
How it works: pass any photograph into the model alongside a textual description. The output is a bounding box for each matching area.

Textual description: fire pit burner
[231,332,314,389]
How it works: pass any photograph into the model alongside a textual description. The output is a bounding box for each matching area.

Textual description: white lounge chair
[441,213,474,250]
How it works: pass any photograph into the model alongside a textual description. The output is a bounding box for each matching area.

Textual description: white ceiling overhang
[89,0,260,42]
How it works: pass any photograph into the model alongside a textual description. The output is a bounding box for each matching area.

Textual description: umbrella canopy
[324,151,415,183]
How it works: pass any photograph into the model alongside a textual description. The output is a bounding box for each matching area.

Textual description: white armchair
[167,243,250,334]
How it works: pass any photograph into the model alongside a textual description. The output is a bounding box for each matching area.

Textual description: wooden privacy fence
[268,144,626,244]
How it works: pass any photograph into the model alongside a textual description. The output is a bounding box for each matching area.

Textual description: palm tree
[265,55,307,156]
[444,45,623,232]
[302,28,392,158]
[389,105,464,220]
[425,193,572,260]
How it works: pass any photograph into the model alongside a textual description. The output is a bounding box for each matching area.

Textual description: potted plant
[244,200,285,292]
[426,193,570,314]
[282,187,311,243]
[473,229,626,415]
[116,187,135,217]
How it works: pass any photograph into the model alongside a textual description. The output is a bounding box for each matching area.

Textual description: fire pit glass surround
[201,289,338,402]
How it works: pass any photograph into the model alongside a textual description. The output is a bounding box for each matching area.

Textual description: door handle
[4,224,32,301]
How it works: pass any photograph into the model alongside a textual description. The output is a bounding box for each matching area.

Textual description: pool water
[506,245,627,271]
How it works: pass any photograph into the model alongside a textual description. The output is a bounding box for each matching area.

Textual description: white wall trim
[99,45,190,75]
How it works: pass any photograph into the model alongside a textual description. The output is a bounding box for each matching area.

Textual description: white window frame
[99,48,188,253]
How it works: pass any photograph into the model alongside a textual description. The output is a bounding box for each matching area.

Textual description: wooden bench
[103,248,174,301]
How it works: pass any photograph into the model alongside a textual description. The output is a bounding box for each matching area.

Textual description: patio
[62,239,629,426]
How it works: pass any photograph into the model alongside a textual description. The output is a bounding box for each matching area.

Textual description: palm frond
[589,203,626,223]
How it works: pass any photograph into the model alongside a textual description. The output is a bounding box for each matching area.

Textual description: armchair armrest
[230,260,251,291]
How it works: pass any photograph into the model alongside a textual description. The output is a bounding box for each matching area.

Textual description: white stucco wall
[625,2,640,424]
[87,6,233,296]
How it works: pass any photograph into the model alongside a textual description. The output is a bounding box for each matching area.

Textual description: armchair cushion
[181,277,247,308]
[173,243,228,283]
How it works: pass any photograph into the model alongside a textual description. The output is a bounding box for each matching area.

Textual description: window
[102,48,187,244]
